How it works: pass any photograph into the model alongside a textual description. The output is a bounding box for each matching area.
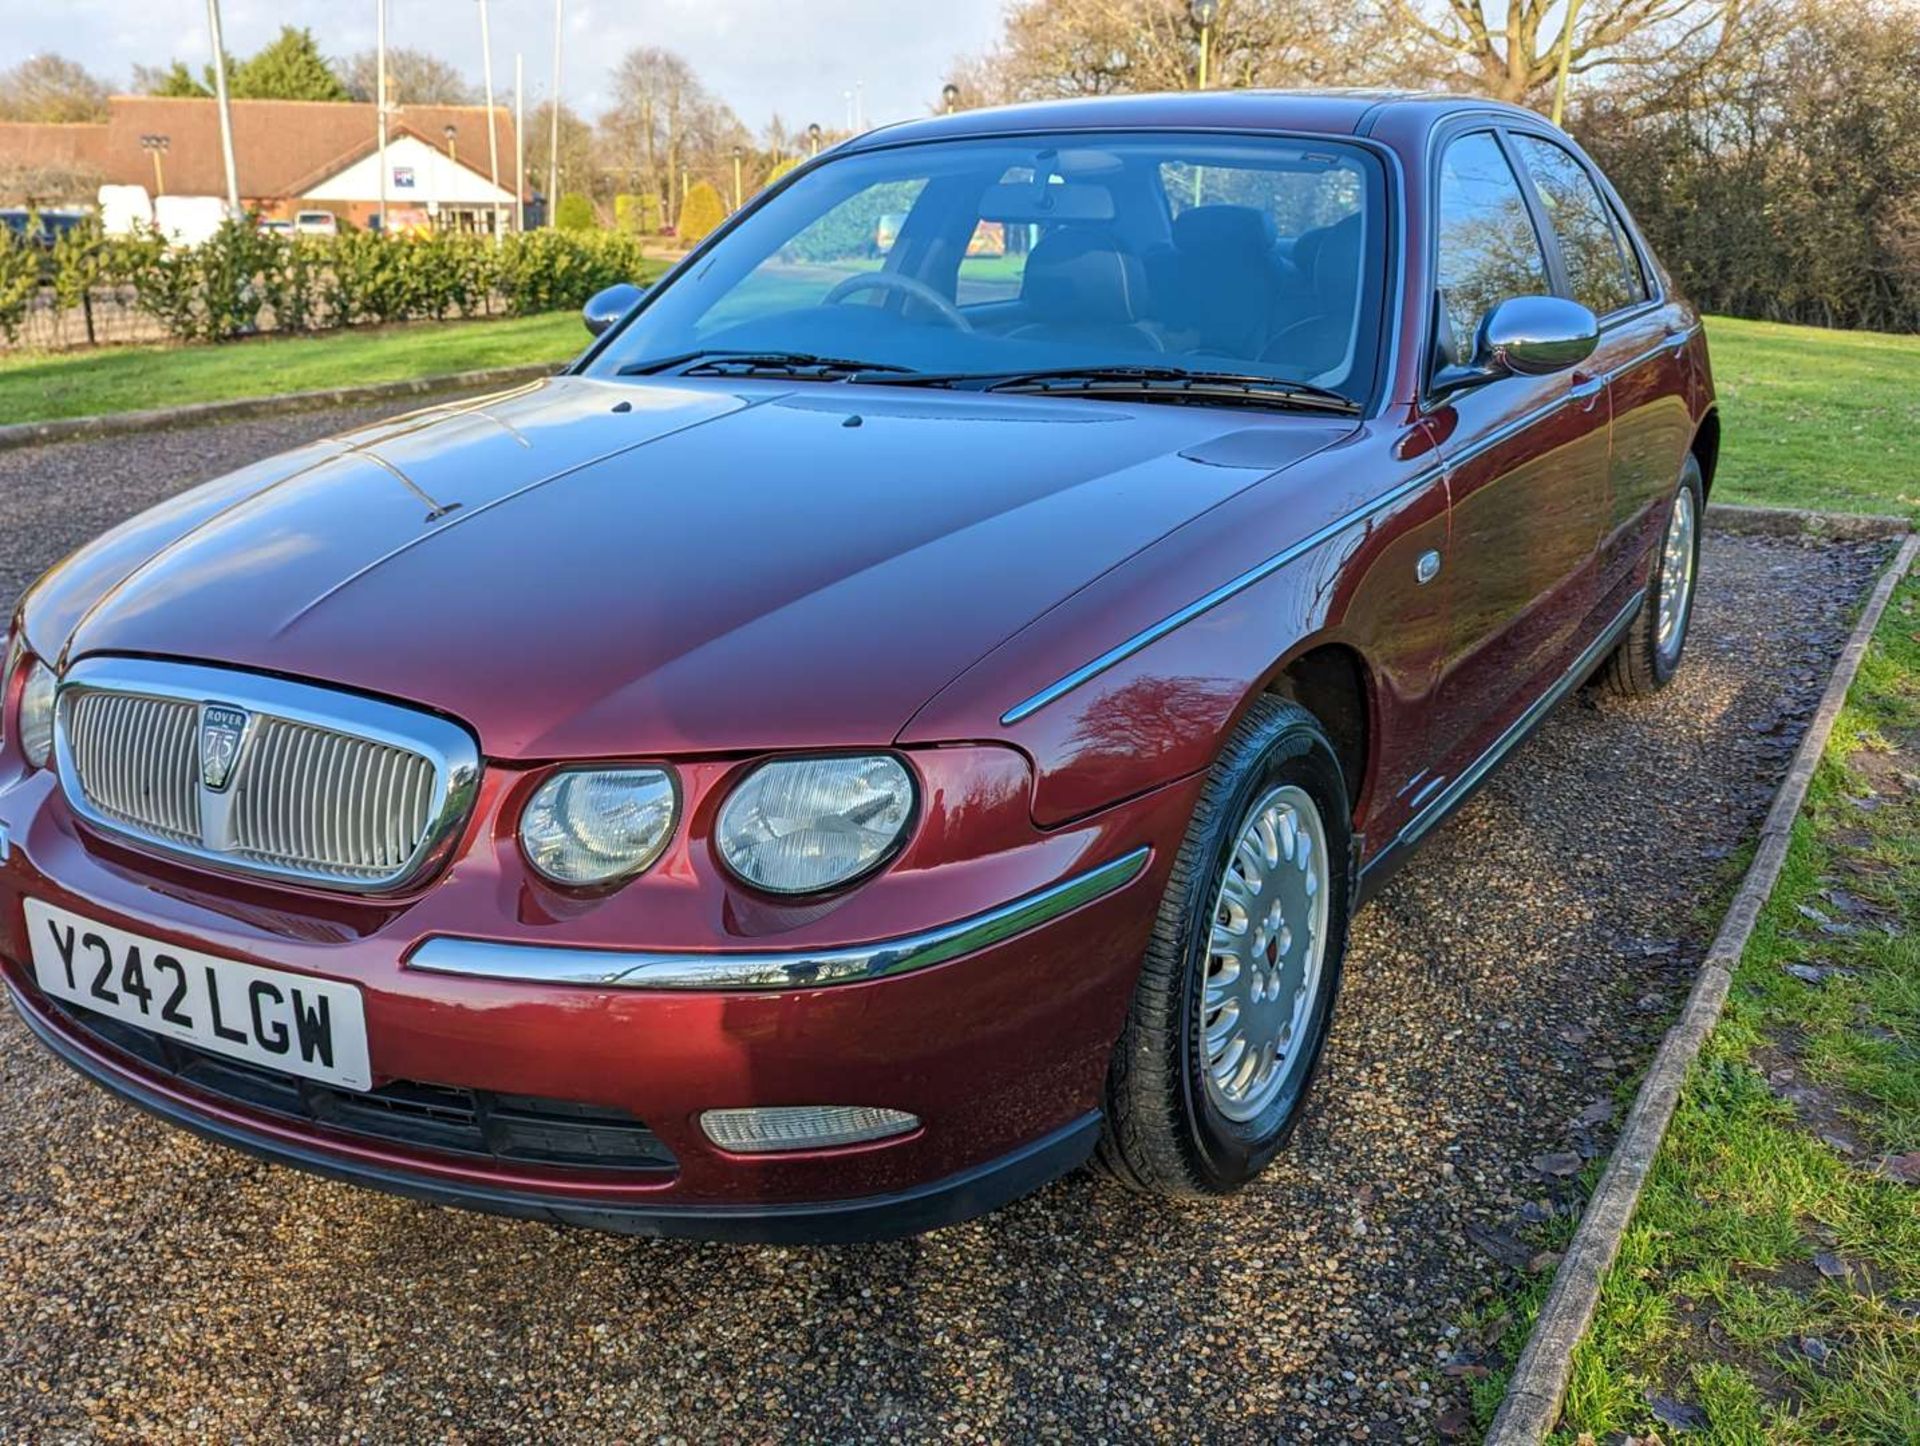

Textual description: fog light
[699,1105,919,1153]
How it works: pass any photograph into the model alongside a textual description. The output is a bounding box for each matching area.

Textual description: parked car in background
[1,91,1714,1242]
[0,208,88,249]
[293,210,340,237]
[256,218,294,238]
[152,195,227,248]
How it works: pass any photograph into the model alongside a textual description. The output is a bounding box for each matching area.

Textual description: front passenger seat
[1009,230,1164,353]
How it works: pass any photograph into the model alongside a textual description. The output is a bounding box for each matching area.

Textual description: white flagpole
[205,0,242,217]
[547,0,563,226]
[479,0,502,239]
[514,53,525,234]
[376,0,389,233]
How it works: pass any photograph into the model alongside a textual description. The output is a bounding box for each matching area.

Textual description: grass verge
[1546,567,1920,1443]
[0,293,663,425]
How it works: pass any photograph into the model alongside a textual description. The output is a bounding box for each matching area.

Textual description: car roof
[839,89,1546,153]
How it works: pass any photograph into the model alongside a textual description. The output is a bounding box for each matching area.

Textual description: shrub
[677,180,727,247]
[554,194,597,232]
[36,225,656,345]
[259,235,327,332]
[0,226,38,342]
[495,229,649,314]
[49,214,106,315]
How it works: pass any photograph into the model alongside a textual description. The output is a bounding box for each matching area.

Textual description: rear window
[1510,135,1643,318]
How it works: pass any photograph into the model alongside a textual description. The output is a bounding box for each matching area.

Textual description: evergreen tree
[229,27,349,102]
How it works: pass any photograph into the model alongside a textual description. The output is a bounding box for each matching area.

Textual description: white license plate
[25,899,372,1091]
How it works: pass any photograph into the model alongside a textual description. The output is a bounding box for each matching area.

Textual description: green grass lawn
[0,311,594,424]
[1553,571,1920,1443]
[1452,313,1920,1442]
[1706,316,1920,519]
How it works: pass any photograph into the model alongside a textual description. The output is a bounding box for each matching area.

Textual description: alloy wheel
[1656,485,1697,664]
[1201,783,1330,1123]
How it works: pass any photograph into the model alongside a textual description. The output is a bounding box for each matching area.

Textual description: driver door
[1424,129,1612,785]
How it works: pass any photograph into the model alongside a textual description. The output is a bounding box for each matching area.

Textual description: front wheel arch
[1261,641,1374,824]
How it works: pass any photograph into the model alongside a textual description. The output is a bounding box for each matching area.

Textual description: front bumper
[8,981,1100,1242]
[0,768,1199,1240]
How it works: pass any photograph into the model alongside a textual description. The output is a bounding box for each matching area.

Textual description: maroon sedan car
[0,92,1714,1241]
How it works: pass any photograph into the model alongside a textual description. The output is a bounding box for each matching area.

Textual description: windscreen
[589,131,1388,404]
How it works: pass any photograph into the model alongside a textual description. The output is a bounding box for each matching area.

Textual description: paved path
[0,410,1889,1442]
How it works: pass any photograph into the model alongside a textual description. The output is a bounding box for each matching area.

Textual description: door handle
[1570,370,1605,407]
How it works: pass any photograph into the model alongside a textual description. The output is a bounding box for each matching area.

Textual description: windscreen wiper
[618,350,915,380]
[857,364,1361,414]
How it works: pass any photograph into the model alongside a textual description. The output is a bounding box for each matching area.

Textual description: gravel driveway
[0,409,1891,1443]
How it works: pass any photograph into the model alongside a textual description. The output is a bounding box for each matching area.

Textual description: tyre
[1600,454,1704,699]
[1097,696,1352,1197]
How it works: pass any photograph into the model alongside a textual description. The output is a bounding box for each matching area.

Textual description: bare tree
[600,47,748,217]
[336,48,480,106]
[527,99,598,205]
[1387,0,1754,105]
[0,53,110,123]
[954,0,1374,102]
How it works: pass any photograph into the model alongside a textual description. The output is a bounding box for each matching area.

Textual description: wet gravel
[0,411,1893,1442]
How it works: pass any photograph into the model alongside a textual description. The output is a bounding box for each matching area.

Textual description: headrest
[1019,229,1144,324]
[1173,205,1276,259]
[1299,211,1364,288]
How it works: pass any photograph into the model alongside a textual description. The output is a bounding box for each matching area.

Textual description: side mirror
[582,282,648,337]
[1434,294,1599,397]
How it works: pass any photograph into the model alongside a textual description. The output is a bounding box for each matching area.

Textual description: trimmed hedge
[677,180,727,247]
[554,194,597,232]
[1,218,658,344]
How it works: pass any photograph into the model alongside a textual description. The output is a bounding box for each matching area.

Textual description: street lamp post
[1191,0,1220,89]
[942,83,960,115]
[139,133,170,197]
[442,125,458,232]
[808,122,822,157]
[205,0,242,217]
[731,145,744,211]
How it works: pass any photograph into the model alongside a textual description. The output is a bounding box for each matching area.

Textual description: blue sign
[393,165,416,189]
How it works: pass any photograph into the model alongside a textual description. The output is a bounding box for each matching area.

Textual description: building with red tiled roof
[0,94,527,232]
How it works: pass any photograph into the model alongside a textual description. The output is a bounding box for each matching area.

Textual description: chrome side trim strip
[999,327,1698,730]
[1000,469,1443,725]
[408,846,1153,992]
[1372,591,1643,866]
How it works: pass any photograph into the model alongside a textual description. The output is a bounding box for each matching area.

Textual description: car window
[590,132,1390,405]
[699,179,929,331]
[1160,154,1364,233]
[1602,200,1651,304]
[1510,135,1641,318]
[1434,132,1550,363]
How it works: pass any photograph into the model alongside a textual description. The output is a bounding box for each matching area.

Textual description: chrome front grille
[63,691,203,844]
[55,658,480,893]
[226,717,440,880]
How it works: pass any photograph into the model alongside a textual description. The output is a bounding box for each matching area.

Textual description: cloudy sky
[0,0,1008,131]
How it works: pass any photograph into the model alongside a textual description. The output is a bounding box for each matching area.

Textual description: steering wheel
[823,271,973,331]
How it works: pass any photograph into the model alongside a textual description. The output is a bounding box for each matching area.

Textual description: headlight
[519,767,677,887]
[15,655,56,770]
[716,755,915,895]
[0,629,18,753]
